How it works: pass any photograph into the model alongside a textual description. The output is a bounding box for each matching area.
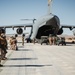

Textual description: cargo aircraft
[0,0,75,40]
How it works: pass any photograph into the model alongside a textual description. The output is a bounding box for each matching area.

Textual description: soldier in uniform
[13,37,17,50]
[9,36,14,50]
[49,34,53,45]
[0,33,8,60]
[10,36,18,50]
[0,31,3,66]
[0,49,3,67]
[22,34,25,46]
[0,29,8,66]
[22,36,24,46]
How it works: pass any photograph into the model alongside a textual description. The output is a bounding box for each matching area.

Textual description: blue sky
[0,0,75,35]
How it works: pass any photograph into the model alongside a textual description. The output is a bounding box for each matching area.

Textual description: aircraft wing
[61,24,75,30]
[0,23,33,29]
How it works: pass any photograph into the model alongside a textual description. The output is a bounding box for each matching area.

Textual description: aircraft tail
[48,0,52,14]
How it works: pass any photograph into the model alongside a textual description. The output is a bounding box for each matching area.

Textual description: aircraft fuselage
[31,13,61,39]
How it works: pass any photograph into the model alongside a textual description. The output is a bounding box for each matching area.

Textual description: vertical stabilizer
[48,0,52,14]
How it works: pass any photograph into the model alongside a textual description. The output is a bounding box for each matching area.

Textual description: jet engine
[16,28,23,35]
[57,28,63,35]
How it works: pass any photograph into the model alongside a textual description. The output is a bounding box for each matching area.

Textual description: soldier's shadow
[4,64,52,67]
[8,57,37,60]
[17,49,33,51]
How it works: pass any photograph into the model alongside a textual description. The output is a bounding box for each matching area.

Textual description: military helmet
[1,29,5,33]
[0,28,5,34]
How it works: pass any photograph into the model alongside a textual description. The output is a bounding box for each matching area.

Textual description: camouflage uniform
[10,37,17,50]
[0,41,3,66]
[22,36,24,46]
[0,29,7,66]
[9,37,13,50]
[0,33,8,60]
[0,31,3,66]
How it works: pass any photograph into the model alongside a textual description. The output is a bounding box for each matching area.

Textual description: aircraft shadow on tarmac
[4,64,52,67]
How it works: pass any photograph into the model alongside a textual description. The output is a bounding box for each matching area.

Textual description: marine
[10,36,18,50]
[0,29,8,67]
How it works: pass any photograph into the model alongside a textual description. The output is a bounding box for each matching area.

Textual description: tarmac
[0,43,75,75]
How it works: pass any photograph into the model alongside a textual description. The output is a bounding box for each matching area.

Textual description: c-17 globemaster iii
[0,0,75,40]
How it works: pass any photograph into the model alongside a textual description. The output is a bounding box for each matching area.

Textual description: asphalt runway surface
[0,43,75,75]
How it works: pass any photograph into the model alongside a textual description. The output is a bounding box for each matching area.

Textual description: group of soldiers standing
[0,29,18,67]
[0,29,8,67]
